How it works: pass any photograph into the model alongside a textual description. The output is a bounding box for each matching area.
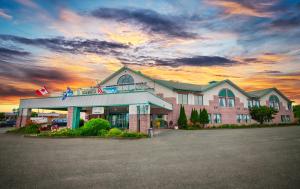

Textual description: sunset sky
[0,0,300,112]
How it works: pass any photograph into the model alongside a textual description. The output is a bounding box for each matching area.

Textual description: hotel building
[16,66,294,133]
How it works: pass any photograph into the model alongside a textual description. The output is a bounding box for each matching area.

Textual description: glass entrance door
[107,113,129,129]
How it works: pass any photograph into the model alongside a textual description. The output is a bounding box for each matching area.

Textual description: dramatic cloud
[0,47,30,60]
[271,14,300,28]
[155,56,239,67]
[0,35,129,55]
[0,84,33,98]
[207,0,275,17]
[91,8,197,39]
[0,9,12,20]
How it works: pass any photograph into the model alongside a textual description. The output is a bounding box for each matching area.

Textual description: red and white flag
[36,86,49,96]
[97,86,103,94]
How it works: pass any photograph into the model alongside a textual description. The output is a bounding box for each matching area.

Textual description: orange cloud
[207,0,273,18]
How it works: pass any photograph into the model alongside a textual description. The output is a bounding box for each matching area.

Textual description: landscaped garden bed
[183,123,299,130]
[7,118,148,139]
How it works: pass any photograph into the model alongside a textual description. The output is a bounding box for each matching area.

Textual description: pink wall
[160,95,294,128]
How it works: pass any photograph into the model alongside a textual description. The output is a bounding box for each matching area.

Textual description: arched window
[218,88,235,107]
[269,95,280,110]
[117,74,134,85]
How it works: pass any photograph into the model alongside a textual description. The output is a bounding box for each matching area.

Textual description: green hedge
[184,123,298,130]
[7,123,40,134]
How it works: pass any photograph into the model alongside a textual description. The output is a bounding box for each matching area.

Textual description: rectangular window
[214,114,221,123]
[248,100,253,108]
[208,114,212,124]
[219,97,226,107]
[194,95,203,105]
[228,98,235,107]
[178,94,188,104]
[236,114,241,123]
[281,115,285,123]
[286,115,290,122]
[243,115,248,123]
[254,100,260,107]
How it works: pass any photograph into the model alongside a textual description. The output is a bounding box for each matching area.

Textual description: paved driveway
[0,126,300,189]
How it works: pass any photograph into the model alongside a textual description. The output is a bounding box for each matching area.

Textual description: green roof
[154,79,205,92]
[248,88,291,102]
[100,66,292,102]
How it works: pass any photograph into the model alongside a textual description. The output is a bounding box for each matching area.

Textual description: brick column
[16,108,31,127]
[129,104,150,134]
[67,107,81,129]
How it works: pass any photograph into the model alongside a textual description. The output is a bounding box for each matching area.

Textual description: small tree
[177,105,187,129]
[0,112,5,121]
[293,105,300,124]
[31,112,38,117]
[190,108,198,125]
[250,106,278,124]
[199,108,209,127]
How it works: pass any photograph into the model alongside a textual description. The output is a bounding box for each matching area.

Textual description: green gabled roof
[154,79,205,92]
[100,66,292,102]
[247,88,292,102]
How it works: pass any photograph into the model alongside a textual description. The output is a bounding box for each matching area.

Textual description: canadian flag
[97,86,103,94]
[36,86,49,96]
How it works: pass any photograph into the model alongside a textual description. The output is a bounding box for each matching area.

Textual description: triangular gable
[253,88,292,102]
[201,79,251,98]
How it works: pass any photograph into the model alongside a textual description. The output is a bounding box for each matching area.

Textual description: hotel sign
[92,107,104,114]
[103,86,118,94]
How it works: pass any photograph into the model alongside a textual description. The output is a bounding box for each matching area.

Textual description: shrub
[177,105,188,129]
[79,119,85,127]
[121,132,148,138]
[24,123,40,134]
[97,129,108,136]
[43,128,81,137]
[80,118,110,136]
[107,128,123,137]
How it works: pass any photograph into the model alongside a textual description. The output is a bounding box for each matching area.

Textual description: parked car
[52,118,67,127]
[0,120,16,127]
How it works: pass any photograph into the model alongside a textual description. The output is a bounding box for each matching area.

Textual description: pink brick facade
[129,114,150,134]
[16,108,31,128]
[67,107,74,129]
[159,95,294,128]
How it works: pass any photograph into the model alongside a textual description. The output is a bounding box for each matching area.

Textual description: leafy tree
[199,108,209,127]
[31,112,38,117]
[177,105,187,129]
[0,112,5,121]
[293,105,300,124]
[190,108,198,125]
[249,106,278,124]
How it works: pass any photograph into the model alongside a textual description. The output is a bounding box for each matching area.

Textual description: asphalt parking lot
[0,126,300,189]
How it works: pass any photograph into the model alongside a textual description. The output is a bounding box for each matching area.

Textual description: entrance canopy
[19,91,173,110]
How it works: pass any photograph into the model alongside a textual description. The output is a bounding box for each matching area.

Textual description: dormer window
[219,88,235,107]
[269,95,280,110]
[117,74,134,85]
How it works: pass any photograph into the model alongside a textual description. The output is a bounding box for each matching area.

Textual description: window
[246,115,251,123]
[213,114,222,123]
[194,95,203,105]
[219,97,226,107]
[236,114,242,123]
[228,98,235,107]
[281,115,291,123]
[269,95,280,110]
[248,99,260,108]
[117,74,134,85]
[218,88,235,107]
[288,103,292,111]
[178,94,188,104]
[208,114,212,123]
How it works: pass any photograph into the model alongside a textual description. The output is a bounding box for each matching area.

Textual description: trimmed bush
[97,129,108,136]
[7,123,40,134]
[80,118,110,136]
[107,128,122,137]
[121,132,148,138]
